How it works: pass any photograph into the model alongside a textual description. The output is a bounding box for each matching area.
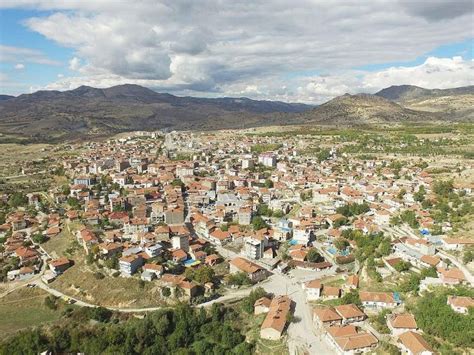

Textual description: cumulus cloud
[68,57,81,71]
[2,1,473,100]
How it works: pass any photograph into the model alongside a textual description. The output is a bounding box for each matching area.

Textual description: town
[1,126,473,354]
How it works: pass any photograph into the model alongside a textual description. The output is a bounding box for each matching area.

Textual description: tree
[8,192,28,208]
[334,238,349,251]
[393,260,411,273]
[193,266,215,284]
[306,248,324,263]
[241,287,267,314]
[44,295,58,310]
[264,179,273,188]
[316,149,331,162]
[162,287,171,297]
[251,216,268,231]
[227,272,251,286]
[414,185,426,202]
[31,233,48,244]
[333,217,348,228]
[397,188,407,200]
[433,180,454,197]
[340,290,361,307]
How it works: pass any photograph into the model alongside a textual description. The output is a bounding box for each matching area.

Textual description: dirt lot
[50,252,167,308]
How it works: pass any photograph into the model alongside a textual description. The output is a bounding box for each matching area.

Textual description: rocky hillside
[0,84,311,141]
[296,93,433,125]
[0,84,472,142]
[376,85,474,120]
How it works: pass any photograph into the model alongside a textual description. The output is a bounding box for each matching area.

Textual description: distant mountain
[376,85,474,120]
[0,95,14,101]
[376,84,474,101]
[295,93,433,124]
[0,83,472,142]
[0,84,312,141]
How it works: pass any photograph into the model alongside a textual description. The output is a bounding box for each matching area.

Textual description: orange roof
[49,257,70,268]
[334,304,365,319]
[314,307,342,323]
[260,295,291,334]
[388,314,417,329]
[360,291,396,304]
[447,295,474,308]
[334,331,378,351]
[398,331,433,354]
[420,255,440,267]
[230,257,263,274]
[439,267,465,281]
[305,279,322,289]
[346,274,359,288]
[327,324,357,338]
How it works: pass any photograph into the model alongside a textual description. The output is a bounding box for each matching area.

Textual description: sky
[0,0,473,103]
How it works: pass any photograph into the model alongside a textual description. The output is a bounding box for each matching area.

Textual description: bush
[162,287,171,297]
[44,295,58,310]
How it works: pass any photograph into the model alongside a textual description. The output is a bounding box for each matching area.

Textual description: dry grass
[0,287,61,338]
[51,252,167,308]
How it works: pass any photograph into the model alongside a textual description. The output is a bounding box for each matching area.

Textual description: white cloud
[68,57,81,71]
[1,1,473,100]
[14,63,25,70]
[0,45,61,65]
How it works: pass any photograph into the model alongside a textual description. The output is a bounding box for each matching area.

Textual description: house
[360,291,399,309]
[387,314,417,336]
[238,207,252,225]
[178,280,200,300]
[254,296,272,315]
[209,229,232,246]
[7,266,35,281]
[49,257,71,275]
[119,254,144,276]
[326,325,378,355]
[143,263,164,278]
[205,254,221,266]
[345,274,359,290]
[14,246,39,265]
[398,331,434,355]
[447,295,474,314]
[144,243,162,258]
[321,286,341,300]
[229,257,267,283]
[260,295,292,340]
[302,279,322,300]
[334,304,366,324]
[172,235,190,252]
[420,255,441,268]
[99,242,123,257]
[171,249,188,263]
[441,238,474,251]
[313,307,343,327]
[439,267,466,285]
[244,236,264,259]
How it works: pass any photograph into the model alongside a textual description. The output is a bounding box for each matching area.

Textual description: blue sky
[0,2,473,103]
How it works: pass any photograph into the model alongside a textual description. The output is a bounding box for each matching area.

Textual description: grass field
[0,287,61,338]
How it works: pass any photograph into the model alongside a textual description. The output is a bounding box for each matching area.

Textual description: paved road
[262,273,336,355]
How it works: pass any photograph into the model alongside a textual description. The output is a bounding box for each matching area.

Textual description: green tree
[306,248,324,263]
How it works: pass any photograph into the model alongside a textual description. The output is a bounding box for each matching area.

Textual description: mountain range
[0,84,472,142]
